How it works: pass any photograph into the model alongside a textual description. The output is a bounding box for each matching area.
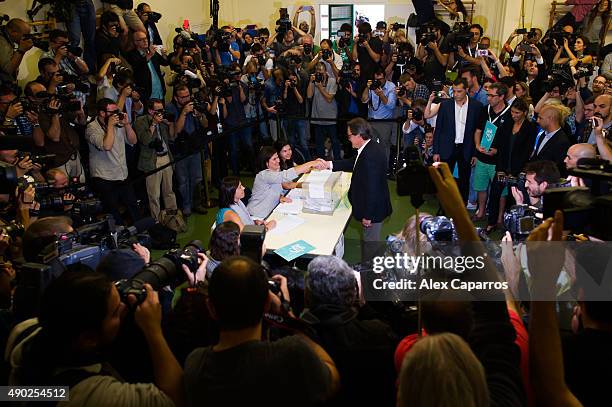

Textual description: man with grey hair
[302,255,398,406]
[316,118,393,260]
[0,19,33,81]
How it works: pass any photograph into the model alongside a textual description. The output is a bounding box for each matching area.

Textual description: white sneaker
[466,202,477,210]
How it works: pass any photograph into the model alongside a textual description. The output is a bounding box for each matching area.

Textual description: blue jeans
[284,119,311,161]
[174,152,202,213]
[228,126,254,175]
[313,124,341,160]
[67,0,97,70]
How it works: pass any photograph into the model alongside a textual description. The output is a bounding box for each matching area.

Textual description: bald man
[564,143,596,170]
[0,19,33,79]
[125,30,168,102]
[532,104,572,174]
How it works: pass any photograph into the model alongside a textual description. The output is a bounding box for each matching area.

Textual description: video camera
[420,216,457,241]
[276,8,292,37]
[445,22,474,52]
[542,69,574,93]
[116,240,203,306]
[146,11,162,23]
[391,22,406,31]
[416,22,438,47]
[542,158,612,240]
[545,29,575,48]
[59,71,91,94]
[573,62,594,80]
[338,66,354,88]
[504,204,542,241]
[1,221,24,239]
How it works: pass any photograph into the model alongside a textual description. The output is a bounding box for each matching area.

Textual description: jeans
[67,0,97,70]
[284,119,311,161]
[174,152,202,214]
[90,177,140,225]
[228,126,254,175]
[313,124,341,160]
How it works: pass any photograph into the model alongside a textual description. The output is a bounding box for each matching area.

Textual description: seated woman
[216,176,275,230]
[247,146,319,219]
[275,140,298,170]
[206,221,240,279]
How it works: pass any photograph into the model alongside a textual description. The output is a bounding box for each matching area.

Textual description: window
[320,4,385,41]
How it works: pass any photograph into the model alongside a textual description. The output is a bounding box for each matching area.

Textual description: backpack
[159,209,188,234]
[148,223,178,250]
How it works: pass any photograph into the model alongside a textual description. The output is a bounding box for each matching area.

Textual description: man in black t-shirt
[95,11,127,68]
[472,82,511,220]
[351,22,383,81]
[415,20,450,90]
[184,257,340,406]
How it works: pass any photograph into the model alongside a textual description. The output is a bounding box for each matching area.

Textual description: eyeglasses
[487,93,500,98]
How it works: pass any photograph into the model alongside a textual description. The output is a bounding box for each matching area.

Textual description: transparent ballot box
[301,171,344,215]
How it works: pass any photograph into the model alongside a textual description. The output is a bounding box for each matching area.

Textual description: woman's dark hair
[210,221,241,261]
[258,146,278,171]
[19,270,112,384]
[511,97,529,113]
[320,38,333,49]
[274,140,295,170]
[219,176,240,208]
[101,10,120,26]
[456,0,468,16]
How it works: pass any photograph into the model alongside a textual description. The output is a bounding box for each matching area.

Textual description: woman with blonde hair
[398,333,489,407]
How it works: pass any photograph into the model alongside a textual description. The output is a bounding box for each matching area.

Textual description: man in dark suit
[126,30,168,103]
[530,104,572,176]
[316,118,392,260]
[433,77,483,202]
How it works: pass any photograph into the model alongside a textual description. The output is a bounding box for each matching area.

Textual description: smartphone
[183,19,190,30]
[476,49,488,57]
[302,6,314,12]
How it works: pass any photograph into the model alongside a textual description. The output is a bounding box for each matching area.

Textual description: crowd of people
[0,0,611,405]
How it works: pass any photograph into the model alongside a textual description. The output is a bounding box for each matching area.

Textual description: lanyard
[468,43,479,58]
[488,104,511,125]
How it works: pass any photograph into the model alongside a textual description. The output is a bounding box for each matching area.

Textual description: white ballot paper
[267,214,305,235]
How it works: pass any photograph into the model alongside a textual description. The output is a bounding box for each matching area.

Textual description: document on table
[275,199,303,215]
[267,214,305,235]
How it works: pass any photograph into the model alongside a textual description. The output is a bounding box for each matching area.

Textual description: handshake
[310,158,330,171]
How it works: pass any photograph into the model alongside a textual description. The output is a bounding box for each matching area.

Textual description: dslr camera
[321,49,332,61]
[504,204,542,240]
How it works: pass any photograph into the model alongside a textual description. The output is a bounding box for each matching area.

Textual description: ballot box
[301,171,344,215]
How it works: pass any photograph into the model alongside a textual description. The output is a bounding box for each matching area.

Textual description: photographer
[272,28,299,59]
[301,255,397,406]
[136,3,163,46]
[36,58,67,98]
[511,160,560,208]
[552,35,592,67]
[307,39,342,78]
[184,256,340,405]
[95,11,128,68]
[134,99,177,221]
[336,62,367,116]
[170,53,205,94]
[351,22,383,81]
[126,31,169,103]
[102,0,146,35]
[0,84,41,138]
[41,29,89,78]
[86,98,140,224]
[590,75,607,99]
[361,69,397,163]
[333,23,354,67]
[415,20,450,90]
[166,85,208,217]
[293,5,317,38]
[262,69,285,141]
[460,65,488,106]
[401,99,429,147]
[6,271,182,406]
[25,81,86,182]
[516,56,547,105]
[396,72,429,110]
[282,70,310,160]
[385,42,416,84]
[101,72,144,125]
[213,26,241,67]
[308,63,340,159]
[243,43,273,80]
[0,18,33,82]
[224,64,255,175]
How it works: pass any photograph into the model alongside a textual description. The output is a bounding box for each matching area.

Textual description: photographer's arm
[124,121,138,146]
[361,85,370,104]
[134,285,184,407]
[309,9,316,37]
[72,55,89,74]
[534,91,551,114]
[307,77,315,98]
[352,37,359,62]
[364,41,381,63]
[46,111,62,143]
[552,46,569,65]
